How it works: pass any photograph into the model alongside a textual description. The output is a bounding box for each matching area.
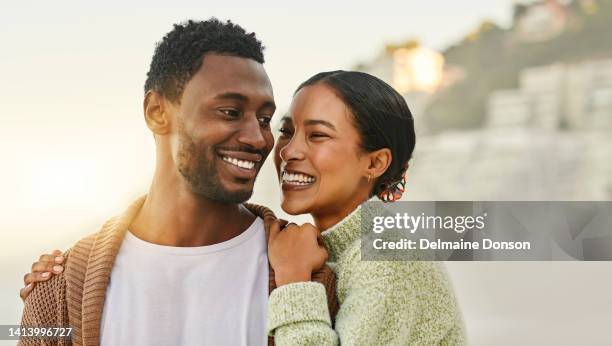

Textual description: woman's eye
[278,127,293,137]
[309,132,328,139]
[220,109,240,118]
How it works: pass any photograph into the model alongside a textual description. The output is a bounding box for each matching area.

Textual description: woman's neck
[312,196,368,232]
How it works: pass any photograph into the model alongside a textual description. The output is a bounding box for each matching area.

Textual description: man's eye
[220,109,240,117]
[258,116,272,126]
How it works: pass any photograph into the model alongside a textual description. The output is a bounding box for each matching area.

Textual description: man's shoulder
[243,203,276,221]
[69,215,121,256]
[64,214,127,277]
[69,195,146,256]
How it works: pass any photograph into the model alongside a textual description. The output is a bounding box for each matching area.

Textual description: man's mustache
[215,146,268,159]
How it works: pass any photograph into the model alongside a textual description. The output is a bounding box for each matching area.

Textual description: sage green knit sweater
[267,205,467,345]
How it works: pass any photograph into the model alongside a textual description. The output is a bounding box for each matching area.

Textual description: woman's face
[274,83,371,216]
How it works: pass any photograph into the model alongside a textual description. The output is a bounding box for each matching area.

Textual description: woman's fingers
[21,271,53,301]
[21,251,65,301]
[277,219,289,229]
[270,219,295,242]
[20,283,34,301]
[32,259,63,274]
[269,220,282,242]
[318,246,329,265]
[39,250,62,262]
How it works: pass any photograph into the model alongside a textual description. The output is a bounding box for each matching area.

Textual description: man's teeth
[222,156,255,169]
[282,172,315,185]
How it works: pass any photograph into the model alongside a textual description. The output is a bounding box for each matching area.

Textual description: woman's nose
[279,136,305,162]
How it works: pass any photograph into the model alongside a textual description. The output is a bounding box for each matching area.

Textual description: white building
[487,60,612,131]
[566,59,612,129]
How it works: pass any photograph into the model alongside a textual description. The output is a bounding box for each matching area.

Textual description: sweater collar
[319,202,362,262]
[320,198,387,262]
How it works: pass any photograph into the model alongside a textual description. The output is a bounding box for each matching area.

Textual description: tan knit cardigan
[19,196,338,346]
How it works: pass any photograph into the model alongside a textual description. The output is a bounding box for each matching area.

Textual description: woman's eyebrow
[304,119,336,131]
[280,115,292,123]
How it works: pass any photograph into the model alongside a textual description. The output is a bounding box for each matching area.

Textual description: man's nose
[237,116,267,149]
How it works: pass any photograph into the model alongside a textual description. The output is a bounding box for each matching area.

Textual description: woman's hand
[268,220,329,287]
[20,250,65,301]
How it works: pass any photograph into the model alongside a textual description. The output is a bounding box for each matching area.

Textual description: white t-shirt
[99,217,268,346]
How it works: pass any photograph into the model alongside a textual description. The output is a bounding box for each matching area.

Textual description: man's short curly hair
[144,18,265,102]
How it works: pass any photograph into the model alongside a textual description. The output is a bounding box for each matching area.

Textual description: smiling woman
[275,83,372,229]
[267,70,466,345]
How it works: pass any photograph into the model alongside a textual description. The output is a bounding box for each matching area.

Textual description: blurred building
[513,0,569,42]
[357,1,612,201]
[565,59,612,129]
[486,59,612,131]
[357,43,449,135]
[408,57,612,201]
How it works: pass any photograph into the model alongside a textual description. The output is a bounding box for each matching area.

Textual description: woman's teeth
[282,172,315,185]
[222,156,256,170]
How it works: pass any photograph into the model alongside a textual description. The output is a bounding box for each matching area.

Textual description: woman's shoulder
[336,242,466,340]
[338,240,454,292]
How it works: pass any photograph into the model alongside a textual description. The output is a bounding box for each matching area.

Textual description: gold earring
[367,174,372,183]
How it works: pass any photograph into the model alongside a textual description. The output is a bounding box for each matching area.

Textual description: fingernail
[55,256,64,263]
[26,283,33,289]
[53,265,63,273]
[41,272,50,278]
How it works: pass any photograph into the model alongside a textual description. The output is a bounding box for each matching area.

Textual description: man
[20,19,336,346]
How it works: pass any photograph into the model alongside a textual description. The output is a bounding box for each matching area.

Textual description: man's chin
[199,186,254,204]
[183,174,254,203]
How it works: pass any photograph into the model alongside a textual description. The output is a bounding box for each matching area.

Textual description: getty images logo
[372,212,488,234]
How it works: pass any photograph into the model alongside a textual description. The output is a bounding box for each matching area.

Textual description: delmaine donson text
[371,213,531,251]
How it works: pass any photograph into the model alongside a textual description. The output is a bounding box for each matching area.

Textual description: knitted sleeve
[18,250,71,346]
[267,244,466,345]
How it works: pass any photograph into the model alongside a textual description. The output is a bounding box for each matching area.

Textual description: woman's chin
[280,199,310,216]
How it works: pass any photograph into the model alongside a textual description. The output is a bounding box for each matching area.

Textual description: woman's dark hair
[296,70,416,198]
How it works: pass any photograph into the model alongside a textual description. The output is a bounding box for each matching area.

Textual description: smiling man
[19,19,336,346]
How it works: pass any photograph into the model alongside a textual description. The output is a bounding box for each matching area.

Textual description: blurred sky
[0,0,514,252]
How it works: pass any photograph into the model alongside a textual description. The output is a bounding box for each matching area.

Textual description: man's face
[169,54,275,203]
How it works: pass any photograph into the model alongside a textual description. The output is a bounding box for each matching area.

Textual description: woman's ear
[143,91,172,136]
[366,148,392,180]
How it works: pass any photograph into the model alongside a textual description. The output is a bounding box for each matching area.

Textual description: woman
[22,71,466,345]
[265,71,466,345]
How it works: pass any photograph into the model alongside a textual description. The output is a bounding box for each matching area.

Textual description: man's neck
[129,181,255,247]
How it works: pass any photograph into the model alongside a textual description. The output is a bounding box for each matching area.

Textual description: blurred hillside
[356,0,612,201]
[358,0,612,132]
[428,0,612,130]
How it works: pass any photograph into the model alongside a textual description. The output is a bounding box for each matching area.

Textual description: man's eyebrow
[304,119,336,130]
[280,115,292,123]
[262,100,276,112]
[213,92,248,102]
[214,92,276,111]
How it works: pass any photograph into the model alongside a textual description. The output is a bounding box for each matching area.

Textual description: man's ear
[143,91,171,136]
[365,148,392,180]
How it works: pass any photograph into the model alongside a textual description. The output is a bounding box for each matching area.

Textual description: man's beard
[176,126,253,204]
